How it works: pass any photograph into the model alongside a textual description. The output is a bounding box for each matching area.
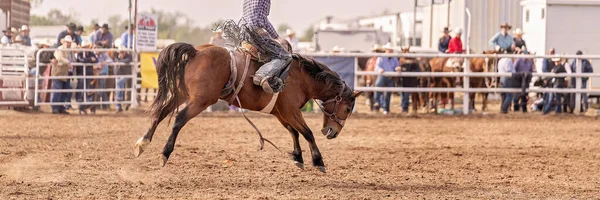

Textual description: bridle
[317,83,349,127]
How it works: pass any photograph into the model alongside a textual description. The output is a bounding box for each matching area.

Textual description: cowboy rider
[241,0,292,94]
[438,27,451,53]
[489,22,514,53]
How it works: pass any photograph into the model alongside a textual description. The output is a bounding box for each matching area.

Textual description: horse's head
[318,85,362,139]
[400,46,411,53]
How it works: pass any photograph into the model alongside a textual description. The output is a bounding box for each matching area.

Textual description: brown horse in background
[467,52,496,111]
[133,43,360,173]
[428,56,461,112]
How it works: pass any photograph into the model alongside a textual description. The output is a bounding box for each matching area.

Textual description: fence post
[462,58,470,115]
[131,51,138,109]
[575,59,582,114]
[34,49,42,106]
[352,56,358,113]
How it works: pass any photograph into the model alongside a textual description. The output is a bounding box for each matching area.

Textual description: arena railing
[0,48,30,106]
[34,48,139,108]
[303,52,600,115]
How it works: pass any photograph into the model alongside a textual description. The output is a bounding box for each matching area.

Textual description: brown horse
[467,52,496,111]
[399,46,431,113]
[363,56,378,111]
[133,43,360,172]
[428,55,461,112]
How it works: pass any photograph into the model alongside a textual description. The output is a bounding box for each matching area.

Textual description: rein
[316,83,347,127]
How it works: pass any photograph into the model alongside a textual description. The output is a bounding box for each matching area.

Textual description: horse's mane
[292,54,350,97]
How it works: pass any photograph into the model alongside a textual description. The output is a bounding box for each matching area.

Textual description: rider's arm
[489,33,499,48]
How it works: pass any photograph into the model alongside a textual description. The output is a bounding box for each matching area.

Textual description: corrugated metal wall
[421,0,522,53]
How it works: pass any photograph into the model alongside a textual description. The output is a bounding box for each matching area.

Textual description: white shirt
[497,58,515,73]
[285,36,299,52]
[1,36,11,44]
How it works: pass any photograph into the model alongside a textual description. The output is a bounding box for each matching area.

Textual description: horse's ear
[352,91,363,98]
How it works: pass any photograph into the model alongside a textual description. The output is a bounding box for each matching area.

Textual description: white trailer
[521,0,600,87]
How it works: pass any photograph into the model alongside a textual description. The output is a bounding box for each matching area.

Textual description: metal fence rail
[34,48,139,108]
[0,48,30,106]
[305,52,599,115]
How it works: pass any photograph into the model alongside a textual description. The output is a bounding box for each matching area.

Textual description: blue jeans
[500,81,512,113]
[98,73,109,107]
[571,81,589,110]
[51,79,70,112]
[374,76,394,112]
[401,92,410,112]
[543,92,563,114]
[64,72,73,108]
[116,77,130,110]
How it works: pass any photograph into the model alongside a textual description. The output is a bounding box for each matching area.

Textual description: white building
[357,12,423,47]
[421,0,522,53]
[521,0,600,55]
[521,0,600,87]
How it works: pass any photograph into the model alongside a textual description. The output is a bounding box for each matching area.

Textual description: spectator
[95,24,114,48]
[543,57,571,115]
[114,45,133,113]
[365,44,384,111]
[120,24,134,48]
[75,41,98,114]
[397,57,420,113]
[89,23,101,45]
[489,22,514,53]
[51,35,75,114]
[446,28,464,53]
[512,52,534,112]
[1,27,13,45]
[75,26,84,45]
[512,28,526,53]
[541,48,556,73]
[57,23,79,47]
[569,51,594,112]
[94,45,113,109]
[438,27,451,53]
[208,29,226,47]
[14,25,31,46]
[285,29,299,52]
[373,43,398,115]
[498,56,515,113]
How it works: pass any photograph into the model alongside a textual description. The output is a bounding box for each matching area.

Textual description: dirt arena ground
[1,101,600,199]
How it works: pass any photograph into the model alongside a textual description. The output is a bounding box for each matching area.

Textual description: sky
[31,0,414,37]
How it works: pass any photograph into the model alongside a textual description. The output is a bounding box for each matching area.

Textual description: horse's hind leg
[134,98,186,157]
[160,97,213,166]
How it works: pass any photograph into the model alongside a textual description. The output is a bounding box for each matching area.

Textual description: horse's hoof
[316,166,326,173]
[294,161,304,169]
[159,154,168,167]
[134,138,150,157]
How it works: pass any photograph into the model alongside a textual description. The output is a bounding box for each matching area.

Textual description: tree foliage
[30,9,80,26]
[277,23,292,36]
[300,27,314,42]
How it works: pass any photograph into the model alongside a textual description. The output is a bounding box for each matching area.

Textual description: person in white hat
[373,42,399,115]
[50,35,75,114]
[284,29,298,52]
[446,28,464,53]
[512,28,526,53]
[14,25,31,46]
[208,29,226,47]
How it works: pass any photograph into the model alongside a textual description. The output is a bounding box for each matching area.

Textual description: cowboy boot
[253,56,292,94]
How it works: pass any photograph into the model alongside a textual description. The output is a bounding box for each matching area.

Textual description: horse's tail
[150,42,197,120]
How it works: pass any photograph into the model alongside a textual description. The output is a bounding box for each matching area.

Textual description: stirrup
[259,78,274,94]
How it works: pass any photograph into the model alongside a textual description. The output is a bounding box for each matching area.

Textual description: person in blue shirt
[56,23,80,47]
[438,27,451,53]
[373,44,399,115]
[570,51,594,112]
[489,22,514,53]
[120,24,134,48]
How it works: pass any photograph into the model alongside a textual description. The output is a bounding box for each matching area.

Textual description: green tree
[30,9,80,26]
[277,23,292,35]
[300,27,314,42]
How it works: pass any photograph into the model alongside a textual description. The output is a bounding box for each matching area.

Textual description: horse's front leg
[276,116,304,169]
[287,113,325,173]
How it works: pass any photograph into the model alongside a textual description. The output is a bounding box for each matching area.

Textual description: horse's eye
[346,107,351,113]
